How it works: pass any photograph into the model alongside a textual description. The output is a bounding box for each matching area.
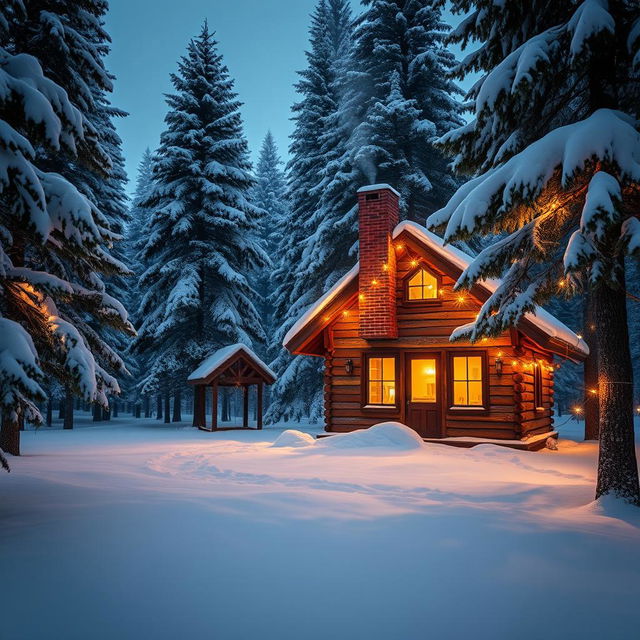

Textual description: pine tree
[429,0,640,504]
[0,1,133,455]
[251,132,288,363]
[10,0,132,426]
[134,22,266,405]
[266,0,354,423]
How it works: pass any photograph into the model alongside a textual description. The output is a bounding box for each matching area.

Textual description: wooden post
[257,383,263,430]
[192,386,204,427]
[211,383,219,430]
[243,385,249,428]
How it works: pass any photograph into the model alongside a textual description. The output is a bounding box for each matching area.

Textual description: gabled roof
[284,221,589,361]
[187,343,276,385]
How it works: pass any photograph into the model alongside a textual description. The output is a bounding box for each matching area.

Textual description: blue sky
[105,0,464,193]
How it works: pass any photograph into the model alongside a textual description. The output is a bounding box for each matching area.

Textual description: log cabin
[284,184,589,450]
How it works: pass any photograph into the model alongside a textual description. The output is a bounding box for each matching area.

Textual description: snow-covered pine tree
[429,0,640,504]
[0,1,133,455]
[251,132,288,363]
[125,149,154,410]
[349,0,463,219]
[11,0,132,425]
[134,22,266,416]
[266,0,354,424]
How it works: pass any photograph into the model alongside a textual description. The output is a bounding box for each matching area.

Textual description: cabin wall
[323,245,555,440]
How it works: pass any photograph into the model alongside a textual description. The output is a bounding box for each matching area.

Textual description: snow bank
[317,422,425,452]
[271,430,316,448]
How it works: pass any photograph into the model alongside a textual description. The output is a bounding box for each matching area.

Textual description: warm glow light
[576,333,583,339]
[342,310,349,317]
[410,259,418,267]
[456,295,466,303]
[573,406,583,415]
[372,279,378,285]
[511,360,518,366]
[382,263,389,271]
[589,388,597,395]
[497,351,503,357]
[395,244,403,251]
[358,294,364,301]
[558,279,566,288]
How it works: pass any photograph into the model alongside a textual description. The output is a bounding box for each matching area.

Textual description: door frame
[404,350,445,438]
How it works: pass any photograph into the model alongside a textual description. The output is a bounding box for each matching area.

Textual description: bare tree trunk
[46,395,53,427]
[92,403,102,422]
[156,394,163,420]
[103,400,111,421]
[113,400,119,417]
[164,391,170,424]
[0,413,20,456]
[63,386,74,430]
[144,396,151,418]
[134,404,141,418]
[583,293,599,440]
[594,269,640,504]
[172,388,181,422]
[58,398,65,420]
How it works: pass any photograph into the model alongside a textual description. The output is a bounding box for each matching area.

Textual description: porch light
[495,356,503,376]
[345,359,354,376]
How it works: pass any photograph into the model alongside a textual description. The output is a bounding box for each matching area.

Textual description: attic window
[407,267,438,300]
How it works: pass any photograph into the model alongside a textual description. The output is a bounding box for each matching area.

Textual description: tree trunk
[104,400,111,421]
[58,399,65,420]
[594,272,640,504]
[164,391,170,424]
[134,404,141,418]
[46,395,53,427]
[156,394,163,420]
[113,400,119,418]
[144,396,151,418]
[93,403,102,422]
[583,292,599,440]
[172,388,181,422]
[63,386,74,430]
[0,413,20,456]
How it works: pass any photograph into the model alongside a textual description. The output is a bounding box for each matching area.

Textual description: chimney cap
[357,183,401,198]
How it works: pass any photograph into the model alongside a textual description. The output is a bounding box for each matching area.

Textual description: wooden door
[406,354,442,438]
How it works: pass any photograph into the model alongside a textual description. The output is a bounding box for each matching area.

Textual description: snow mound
[579,495,640,522]
[271,430,316,448]
[317,422,424,452]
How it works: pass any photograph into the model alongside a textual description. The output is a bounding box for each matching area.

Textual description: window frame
[361,351,401,411]
[403,265,442,305]
[534,363,544,410]
[446,351,489,413]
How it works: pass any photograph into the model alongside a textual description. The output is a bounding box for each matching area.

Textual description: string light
[410,259,418,267]
[358,294,364,301]
[576,333,583,339]
[382,263,389,271]
[371,279,378,286]
[572,406,583,415]
[342,310,349,317]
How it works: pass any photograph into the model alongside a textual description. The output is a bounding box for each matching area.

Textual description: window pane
[468,356,483,380]
[408,271,423,287]
[408,286,422,300]
[383,381,396,405]
[369,357,381,381]
[453,381,468,406]
[369,382,381,404]
[423,271,438,298]
[382,357,395,380]
[411,359,437,402]
[468,381,483,405]
[453,356,467,380]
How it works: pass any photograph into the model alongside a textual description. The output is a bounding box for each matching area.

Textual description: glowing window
[407,268,438,300]
[452,356,484,407]
[368,357,396,406]
[411,359,437,403]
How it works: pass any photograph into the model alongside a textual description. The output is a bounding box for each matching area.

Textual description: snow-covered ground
[2,415,639,640]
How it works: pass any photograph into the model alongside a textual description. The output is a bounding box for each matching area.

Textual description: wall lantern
[345,359,354,376]
[495,356,503,376]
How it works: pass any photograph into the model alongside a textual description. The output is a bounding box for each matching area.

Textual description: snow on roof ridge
[188,343,276,381]
[284,220,588,358]
[357,183,401,197]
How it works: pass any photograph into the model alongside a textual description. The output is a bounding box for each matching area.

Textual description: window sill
[363,404,398,410]
[448,406,486,411]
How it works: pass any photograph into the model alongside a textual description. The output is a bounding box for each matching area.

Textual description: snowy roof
[284,220,588,359]
[187,343,276,384]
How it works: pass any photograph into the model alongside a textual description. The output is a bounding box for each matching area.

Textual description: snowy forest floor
[1,415,639,640]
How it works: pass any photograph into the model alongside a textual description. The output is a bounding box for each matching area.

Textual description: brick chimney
[357,184,400,340]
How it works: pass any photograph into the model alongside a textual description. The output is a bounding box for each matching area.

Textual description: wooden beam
[243,385,249,428]
[257,383,263,430]
[212,382,218,430]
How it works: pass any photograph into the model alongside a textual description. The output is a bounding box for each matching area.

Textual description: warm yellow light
[511,360,518,367]
[382,263,389,271]
[481,337,488,343]
[410,259,418,267]
[358,294,364,301]
[457,295,465,303]
[395,244,403,251]
[558,279,565,287]
[497,351,503,357]
[372,279,378,286]
[589,388,597,395]
[576,333,583,339]
[573,406,583,415]
[342,310,349,317]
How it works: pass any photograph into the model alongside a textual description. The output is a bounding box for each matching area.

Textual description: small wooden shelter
[188,344,276,431]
